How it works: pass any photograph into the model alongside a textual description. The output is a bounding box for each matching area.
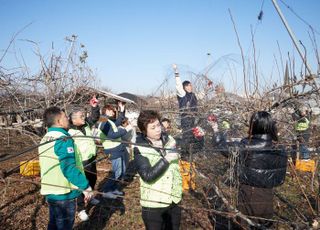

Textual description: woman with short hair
[134,110,182,230]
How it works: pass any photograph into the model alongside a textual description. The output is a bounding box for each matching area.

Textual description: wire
[0,170,310,229]
[279,0,320,35]
[2,128,317,177]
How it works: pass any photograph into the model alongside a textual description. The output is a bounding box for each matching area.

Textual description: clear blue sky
[1,0,319,95]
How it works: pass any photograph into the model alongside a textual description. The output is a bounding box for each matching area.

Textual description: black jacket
[213,134,287,188]
[133,133,170,183]
[177,92,198,116]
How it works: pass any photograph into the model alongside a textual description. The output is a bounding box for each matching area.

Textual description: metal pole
[271,0,313,75]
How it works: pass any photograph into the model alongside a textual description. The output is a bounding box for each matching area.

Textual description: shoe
[78,210,89,222]
[112,189,124,196]
[90,198,100,205]
[102,191,118,199]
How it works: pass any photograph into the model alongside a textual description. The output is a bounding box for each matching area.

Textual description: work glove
[83,186,93,203]
[207,114,217,122]
[164,152,180,163]
[118,101,126,112]
[192,126,205,139]
[125,124,133,132]
[89,96,99,107]
[211,123,219,132]
[172,64,178,74]
[207,114,218,132]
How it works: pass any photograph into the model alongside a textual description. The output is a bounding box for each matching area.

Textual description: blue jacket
[100,121,128,159]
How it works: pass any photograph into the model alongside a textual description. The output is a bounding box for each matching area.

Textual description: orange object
[179,160,196,191]
[295,159,316,172]
[20,160,40,176]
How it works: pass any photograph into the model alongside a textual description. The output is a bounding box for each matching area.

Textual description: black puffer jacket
[239,135,287,188]
[213,134,287,188]
[133,133,170,182]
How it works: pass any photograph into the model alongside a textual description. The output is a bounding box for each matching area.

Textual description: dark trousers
[237,184,273,228]
[180,116,195,156]
[181,116,195,142]
[77,156,97,211]
[297,133,310,159]
[83,156,97,189]
[180,116,204,157]
[142,203,181,230]
[48,198,76,230]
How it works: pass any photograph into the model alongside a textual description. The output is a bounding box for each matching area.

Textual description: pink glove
[90,96,99,107]
[207,114,217,122]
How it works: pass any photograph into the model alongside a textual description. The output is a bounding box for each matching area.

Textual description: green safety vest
[295,118,310,131]
[39,131,84,195]
[69,124,97,161]
[136,136,182,208]
[222,120,230,130]
[100,119,121,150]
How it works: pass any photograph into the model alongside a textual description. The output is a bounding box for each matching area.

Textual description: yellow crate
[20,160,40,176]
[179,160,196,191]
[295,159,316,173]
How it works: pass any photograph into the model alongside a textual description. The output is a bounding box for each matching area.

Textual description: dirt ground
[0,130,211,230]
[0,129,319,229]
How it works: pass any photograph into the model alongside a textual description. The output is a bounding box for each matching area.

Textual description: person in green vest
[39,106,92,230]
[100,103,132,199]
[134,110,182,230]
[221,120,231,130]
[293,106,311,160]
[68,96,100,221]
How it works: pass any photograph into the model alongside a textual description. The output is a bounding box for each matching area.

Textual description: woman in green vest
[100,103,132,199]
[293,107,311,160]
[68,96,100,221]
[134,110,182,230]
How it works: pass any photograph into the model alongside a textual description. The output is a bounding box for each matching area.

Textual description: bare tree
[0,35,97,134]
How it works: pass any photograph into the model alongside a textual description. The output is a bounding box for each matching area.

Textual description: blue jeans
[297,133,310,160]
[103,151,127,192]
[47,198,76,230]
[299,144,310,159]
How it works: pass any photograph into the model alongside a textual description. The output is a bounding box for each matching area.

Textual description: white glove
[118,101,125,112]
[165,152,180,163]
[172,63,178,73]
[83,186,93,203]
[125,124,133,132]
[211,122,219,132]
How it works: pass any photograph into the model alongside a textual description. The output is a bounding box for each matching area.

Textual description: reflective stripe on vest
[136,136,182,208]
[101,120,121,150]
[92,123,102,142]
[39,131,83,195]
[69,125,97,161]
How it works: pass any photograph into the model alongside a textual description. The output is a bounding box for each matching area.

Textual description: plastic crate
[179,160,196,191]
[295,159,316,173]
[20,160,40,176]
